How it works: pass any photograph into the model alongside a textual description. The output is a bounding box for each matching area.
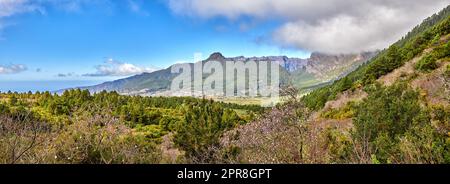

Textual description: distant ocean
[0,81,103,93]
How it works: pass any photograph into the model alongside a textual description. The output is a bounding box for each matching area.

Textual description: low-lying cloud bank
[167,0,450,54]
[83,58,159,77]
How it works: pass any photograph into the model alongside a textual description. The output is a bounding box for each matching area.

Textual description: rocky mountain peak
[309,52,333,60]
[207,52,226,61]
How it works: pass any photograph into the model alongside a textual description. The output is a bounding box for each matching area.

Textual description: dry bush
[0,107,162,164]
[220,86,315,163]
[51,107,162,164]
[0,111,52,164]
[220,86,366,164]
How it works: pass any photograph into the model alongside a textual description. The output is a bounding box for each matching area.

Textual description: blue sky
[0,0,447,92]
[0,0,309,84]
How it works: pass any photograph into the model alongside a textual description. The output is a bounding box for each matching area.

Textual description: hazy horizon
[0,80,105,93]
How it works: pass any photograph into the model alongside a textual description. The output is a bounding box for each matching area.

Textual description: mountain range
[70,51,377,97]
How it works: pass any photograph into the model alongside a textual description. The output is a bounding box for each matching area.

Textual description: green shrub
[353,83,423,142]
[416,54,438,72]
[350,82,450,163]
[352,83,430,163]
[434,41,450,58]
[431,105,450,137]
[445,64,450,78]
[0,103,9,113]
[399,123,450,164]
[321,102,356,120]
[322,128,354,163]
[174,100,246,163]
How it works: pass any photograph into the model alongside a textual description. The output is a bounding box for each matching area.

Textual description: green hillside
[220,5,450,164]
[302,5,450,110]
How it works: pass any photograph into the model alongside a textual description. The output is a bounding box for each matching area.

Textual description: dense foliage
[352,83,449,163]
[174,100,245,163]
[0,90,262,163]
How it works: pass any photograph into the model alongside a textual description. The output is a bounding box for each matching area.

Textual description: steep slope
[302,5,450,110]
[220,5,450,164]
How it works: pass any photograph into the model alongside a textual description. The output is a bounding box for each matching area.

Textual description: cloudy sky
[0,0,448,90]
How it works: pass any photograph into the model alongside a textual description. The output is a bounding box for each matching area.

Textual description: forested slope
[0,90,263,163]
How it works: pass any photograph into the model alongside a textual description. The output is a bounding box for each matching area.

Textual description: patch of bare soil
[323,89,367,111]
[310,118,353,130]
[378,61,417,86]
[306,88,364,131]
[377,49,433,86]
[411,61,450,106]
[160,133,183,163]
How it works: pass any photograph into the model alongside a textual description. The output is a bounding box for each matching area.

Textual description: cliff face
[207,52,376,81]
[305,52,378,80]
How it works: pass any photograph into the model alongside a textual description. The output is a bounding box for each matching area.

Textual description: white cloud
[83,58,160,77]
[57,72,76,77]
[127,0,149,16]
[0,0,43,18]
[48,0,113,13]
[0,0,111,33]
[0,0,42,33]
[0,64,27,74]
[167,0,450,54]
[274,10,411,53]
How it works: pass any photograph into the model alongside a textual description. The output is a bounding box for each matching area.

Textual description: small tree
[281,86,311,162]
[174,100,243,163]
[0,111,44,164]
